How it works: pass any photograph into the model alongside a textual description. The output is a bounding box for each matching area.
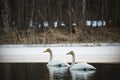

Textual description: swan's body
[70,62,96,70]
[47,60,69,67]
[43,48,70,67]
[67,51,96,70]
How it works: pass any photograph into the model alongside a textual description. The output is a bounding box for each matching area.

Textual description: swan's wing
[47,60,70,67]
[71,70,96,76]
[71,62,96,70]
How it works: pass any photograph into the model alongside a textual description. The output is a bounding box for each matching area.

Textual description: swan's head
[43,48,52,53]
[66,51,75,56]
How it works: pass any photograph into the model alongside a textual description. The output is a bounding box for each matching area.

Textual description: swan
[66,51,96,70]
[43,48,70,67]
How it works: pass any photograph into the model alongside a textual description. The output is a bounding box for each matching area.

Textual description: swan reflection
[47,66,69,80]
[71,70,96,80]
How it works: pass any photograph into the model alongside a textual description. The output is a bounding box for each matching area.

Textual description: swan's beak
[43,50,48,53]
[66,52,71,55]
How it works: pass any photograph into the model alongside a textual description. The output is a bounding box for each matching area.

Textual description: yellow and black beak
[66,51,71,55]
[43,49,48,53]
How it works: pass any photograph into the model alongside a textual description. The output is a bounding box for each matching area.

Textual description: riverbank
[0,27,120,44]
[0,43,120,47]
[0,43,120,63]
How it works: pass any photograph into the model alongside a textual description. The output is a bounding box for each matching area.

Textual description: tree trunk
[2,0,10,32]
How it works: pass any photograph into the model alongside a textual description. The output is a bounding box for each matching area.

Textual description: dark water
[0,63,120,80]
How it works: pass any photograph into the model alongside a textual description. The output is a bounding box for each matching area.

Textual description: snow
[72,23,77,26]
[29,20,33,27]
[92,21,97,27]
[53,21,58,28]
[103,20,106,26]
[61,22,66,27]
[86,20,91,26]
[86,20,106,27]
[0,43,120,63]
[43,21,49,27]
[97,21,102,27]
[38,24,41,27]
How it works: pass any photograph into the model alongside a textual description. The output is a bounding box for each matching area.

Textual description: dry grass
[0,27,120,44]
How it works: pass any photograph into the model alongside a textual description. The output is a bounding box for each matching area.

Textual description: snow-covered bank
[0,43,120,63]
[0,43,120,48]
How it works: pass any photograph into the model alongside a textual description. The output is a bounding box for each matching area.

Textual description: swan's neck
[71,54,75,67]
[49,51,53,62]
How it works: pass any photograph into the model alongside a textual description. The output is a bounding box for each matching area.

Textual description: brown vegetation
[0,26,120,44]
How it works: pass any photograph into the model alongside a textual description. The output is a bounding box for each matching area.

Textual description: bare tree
[1,0,10,32]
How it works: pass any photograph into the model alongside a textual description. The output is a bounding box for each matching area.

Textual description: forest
[0,0,120,44]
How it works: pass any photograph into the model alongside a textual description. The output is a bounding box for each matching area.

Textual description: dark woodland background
[0,0,120,44]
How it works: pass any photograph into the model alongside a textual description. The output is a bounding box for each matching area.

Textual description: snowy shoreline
[0,43,120,48]
[0,43,120,63]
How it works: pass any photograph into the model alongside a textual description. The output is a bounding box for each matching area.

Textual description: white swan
[43,48,70,67]
[67,51,96,70]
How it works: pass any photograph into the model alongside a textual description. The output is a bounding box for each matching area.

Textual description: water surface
[0,63,120,80]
